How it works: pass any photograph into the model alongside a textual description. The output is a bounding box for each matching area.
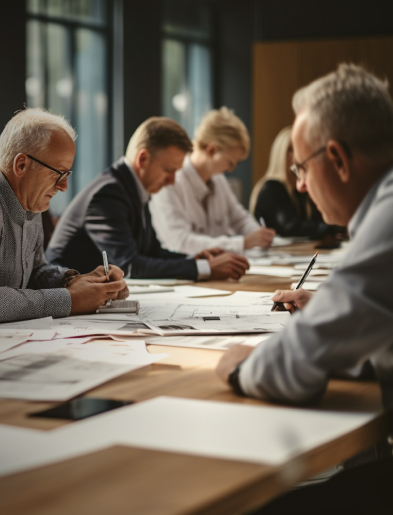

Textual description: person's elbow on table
[216,344,254,385]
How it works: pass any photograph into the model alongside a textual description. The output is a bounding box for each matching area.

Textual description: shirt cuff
[196,259,211,280]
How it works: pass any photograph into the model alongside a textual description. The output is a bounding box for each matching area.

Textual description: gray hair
[292,63,393,159]
[0,107,77,172]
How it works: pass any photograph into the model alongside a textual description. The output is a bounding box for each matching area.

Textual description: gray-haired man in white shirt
[217,64,393,514]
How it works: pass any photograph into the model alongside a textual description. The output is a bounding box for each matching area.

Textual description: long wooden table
[0,243,389,515]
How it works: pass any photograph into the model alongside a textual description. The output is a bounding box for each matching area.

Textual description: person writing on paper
[149,107,276,255]
[0,108,128,323]
[217,65,393,513]
[46,117,249,280]
[250,126,346,239]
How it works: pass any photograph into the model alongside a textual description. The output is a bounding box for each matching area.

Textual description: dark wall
[214,2,254,205]
[0,0,26,131]
[122,0,162,148]
[255,0,393,41]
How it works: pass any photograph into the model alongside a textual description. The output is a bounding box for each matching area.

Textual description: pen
[259,217,266,228]
[271,252,319,311]
[102,250,110,281]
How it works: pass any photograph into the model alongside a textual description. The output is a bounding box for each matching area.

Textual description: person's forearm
[0,287,71,323]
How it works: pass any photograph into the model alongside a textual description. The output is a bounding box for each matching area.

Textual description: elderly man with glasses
[217,64,393,514]
[0,107,128,323]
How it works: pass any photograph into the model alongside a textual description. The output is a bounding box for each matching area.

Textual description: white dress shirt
[239,168,393,410]
[150,155,260,254]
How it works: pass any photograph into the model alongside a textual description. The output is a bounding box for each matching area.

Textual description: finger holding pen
[271,289,314,313]
[271,252,318,312]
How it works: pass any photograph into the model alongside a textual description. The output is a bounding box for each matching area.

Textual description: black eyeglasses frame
[26,154,73,185]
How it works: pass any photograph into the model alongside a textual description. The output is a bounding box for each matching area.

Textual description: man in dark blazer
[46,117,249,280]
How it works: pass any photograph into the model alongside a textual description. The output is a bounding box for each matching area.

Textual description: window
[161,0,214,138]
[26,0,112,215]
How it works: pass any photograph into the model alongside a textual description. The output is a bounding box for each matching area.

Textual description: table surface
[0,242,388,515]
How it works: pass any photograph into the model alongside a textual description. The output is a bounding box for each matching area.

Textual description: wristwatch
[228,361,244,396]
[62,269,80,288]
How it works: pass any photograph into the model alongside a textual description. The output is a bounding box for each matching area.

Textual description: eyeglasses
[290,146,326,181]
[27,154,73,185]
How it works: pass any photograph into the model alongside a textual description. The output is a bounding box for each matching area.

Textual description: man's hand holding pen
[271,289,313,313]
[67,263,129,315]
[271,252,318,312]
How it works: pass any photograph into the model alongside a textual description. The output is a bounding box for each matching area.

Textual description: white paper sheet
[246,266,295,277]
[271,236,309,246]
[125,278,192,286]
[0,397,379,478]
[0,317,55,329]
[126,285,232,302]
[292,269,331,277]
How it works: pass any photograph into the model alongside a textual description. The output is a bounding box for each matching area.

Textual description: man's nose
[56,177,68,192]
[296,175,307,193]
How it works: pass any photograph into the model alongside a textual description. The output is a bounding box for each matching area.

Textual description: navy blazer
[46,159,198,279]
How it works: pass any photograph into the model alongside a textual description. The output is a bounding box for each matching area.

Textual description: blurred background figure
[150,107,276,255]
[250,126,346,240]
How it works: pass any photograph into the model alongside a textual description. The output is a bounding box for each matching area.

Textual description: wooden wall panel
[252,37,393,187]
[252,42,298,186]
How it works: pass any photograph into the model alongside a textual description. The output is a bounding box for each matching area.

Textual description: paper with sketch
[144,333,271,350]
[0,396,379,478]
[69,299,290,335]
[0,353,136,401]
[0,336,166,401]
[150,313,289,336]
[0,337,167,367]
[53,318,158,336]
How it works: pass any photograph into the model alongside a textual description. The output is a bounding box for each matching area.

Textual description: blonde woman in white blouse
[150,107,276,255]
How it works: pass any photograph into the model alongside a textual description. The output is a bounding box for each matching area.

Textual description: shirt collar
[124,157,150,206]
[348,167,393,238]
[183,154,214,201]
[0,172,37,225]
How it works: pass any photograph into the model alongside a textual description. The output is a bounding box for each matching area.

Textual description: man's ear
[13,153,29,178]
[326,141,351,183]
[205,143,217,157]
[134,149,150,171]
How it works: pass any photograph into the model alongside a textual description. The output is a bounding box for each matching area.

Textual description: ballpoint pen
[259,217,266,228]
[102,250,112,306]
[102,250,110,281]
[271,252,319,311]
